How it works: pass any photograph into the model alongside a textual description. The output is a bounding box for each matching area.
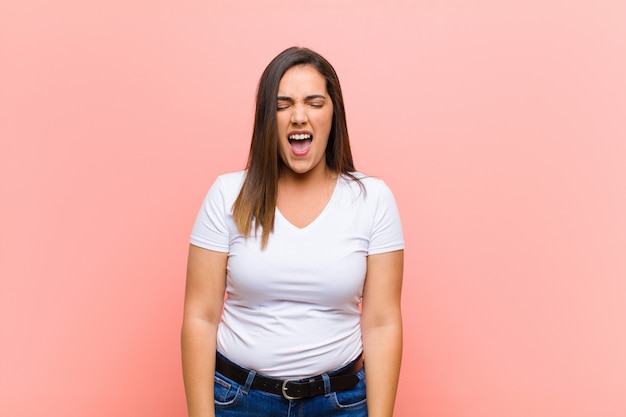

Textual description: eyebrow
[276,94,327,102]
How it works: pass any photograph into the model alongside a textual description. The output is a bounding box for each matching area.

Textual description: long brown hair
[232,47,358,247]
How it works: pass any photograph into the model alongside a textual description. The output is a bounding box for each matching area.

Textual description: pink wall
[2,1,625,416]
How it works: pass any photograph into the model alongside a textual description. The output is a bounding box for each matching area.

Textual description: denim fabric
[214,365,367,416]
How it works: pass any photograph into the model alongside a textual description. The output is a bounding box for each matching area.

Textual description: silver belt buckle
[281,379,304,400]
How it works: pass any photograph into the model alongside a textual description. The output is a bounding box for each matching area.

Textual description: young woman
[182,47,404,417]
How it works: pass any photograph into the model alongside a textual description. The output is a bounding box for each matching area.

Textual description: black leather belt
[215,352,363,400]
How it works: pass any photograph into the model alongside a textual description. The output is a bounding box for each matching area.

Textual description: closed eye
[277,100,291,110]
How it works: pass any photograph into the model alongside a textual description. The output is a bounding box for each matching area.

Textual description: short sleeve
[190,177,230,252]
[368,181,404,255]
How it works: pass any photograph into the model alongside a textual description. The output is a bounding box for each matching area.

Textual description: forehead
[277,65,328,95]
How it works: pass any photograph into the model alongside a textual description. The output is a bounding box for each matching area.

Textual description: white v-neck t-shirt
[190,170,404,378]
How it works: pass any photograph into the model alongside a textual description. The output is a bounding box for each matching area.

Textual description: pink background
[2,1,625,416]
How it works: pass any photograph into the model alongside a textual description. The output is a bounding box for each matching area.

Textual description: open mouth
[288,133,313,154]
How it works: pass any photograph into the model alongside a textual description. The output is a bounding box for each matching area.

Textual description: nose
[290,104,308,125]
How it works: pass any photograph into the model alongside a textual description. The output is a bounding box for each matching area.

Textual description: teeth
[289,134,311,140]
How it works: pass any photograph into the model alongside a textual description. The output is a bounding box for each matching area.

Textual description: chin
[286,167,312,175]
[283,162,314,175]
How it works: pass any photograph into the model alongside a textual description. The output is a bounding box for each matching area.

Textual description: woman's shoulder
[215,169,247,184]
[212,170,247,191]
[204,170,246,202]
[336,172,399,208]
[340,171,391,193]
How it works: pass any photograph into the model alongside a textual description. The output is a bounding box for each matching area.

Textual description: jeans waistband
[215,352,363,400]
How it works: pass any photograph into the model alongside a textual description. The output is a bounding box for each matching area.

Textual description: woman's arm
[361,249,404,417]
[181,244,228,417]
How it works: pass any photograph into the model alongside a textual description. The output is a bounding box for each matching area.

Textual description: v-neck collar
[275,176,341,231]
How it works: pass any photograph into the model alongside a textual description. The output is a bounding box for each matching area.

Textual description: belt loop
[321,373,331,397]
[241,369,256,395]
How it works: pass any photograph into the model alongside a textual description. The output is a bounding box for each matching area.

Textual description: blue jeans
[214,358,368,416]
